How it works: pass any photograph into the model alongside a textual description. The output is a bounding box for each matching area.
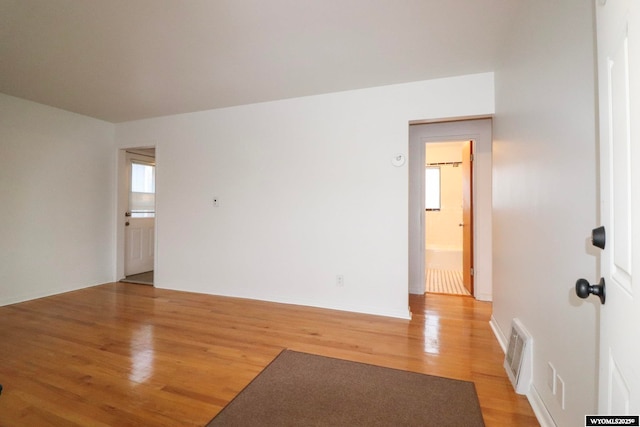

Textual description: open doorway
[408,118,492,301]
[117,147,156,286]
[424,141,472,296]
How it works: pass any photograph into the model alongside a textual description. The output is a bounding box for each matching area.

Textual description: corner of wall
[475,292,492,302]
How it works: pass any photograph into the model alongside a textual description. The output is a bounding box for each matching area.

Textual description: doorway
[408,118,492,300]
[117,147,156,286]
[424,141,473,296]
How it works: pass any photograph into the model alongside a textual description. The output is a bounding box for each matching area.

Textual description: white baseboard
[475,292,493,302]
[0,282,95,307]
[527,385,557,427]
[489,315,507,352]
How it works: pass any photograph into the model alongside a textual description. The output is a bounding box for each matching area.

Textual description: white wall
[0,94,115,305]
[115,73,495,319]
[492,1,598,426]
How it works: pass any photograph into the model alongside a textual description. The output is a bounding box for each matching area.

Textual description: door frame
[116,146,157,282]
[408,118,492,300]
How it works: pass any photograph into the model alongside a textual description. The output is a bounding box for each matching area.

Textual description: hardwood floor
[0,283,538,426]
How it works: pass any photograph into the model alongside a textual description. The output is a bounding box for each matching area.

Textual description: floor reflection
[423,313,441,354]
[130,324,154,384]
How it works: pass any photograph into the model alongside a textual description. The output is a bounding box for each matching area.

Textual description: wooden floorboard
[0,283,538,426]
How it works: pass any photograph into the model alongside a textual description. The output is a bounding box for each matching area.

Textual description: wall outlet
[547,362,556,394]
[556,375,565,410]
[336,275,344,287]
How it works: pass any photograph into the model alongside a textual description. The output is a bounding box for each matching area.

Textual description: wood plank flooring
[0,283,538,426]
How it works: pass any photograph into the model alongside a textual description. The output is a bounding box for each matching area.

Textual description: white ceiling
[1,0,519,123]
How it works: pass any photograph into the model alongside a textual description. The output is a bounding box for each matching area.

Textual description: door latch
[591,226,605,249]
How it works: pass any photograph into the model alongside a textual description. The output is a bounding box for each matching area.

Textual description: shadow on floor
[120,271,153,285]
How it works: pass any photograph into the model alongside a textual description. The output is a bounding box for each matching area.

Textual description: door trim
[408,118,492,300]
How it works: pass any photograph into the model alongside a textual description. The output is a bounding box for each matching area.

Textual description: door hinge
[470,153,474,162]
[470,267,475,276]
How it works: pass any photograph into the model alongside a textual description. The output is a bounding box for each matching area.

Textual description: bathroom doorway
[424,141,472,295]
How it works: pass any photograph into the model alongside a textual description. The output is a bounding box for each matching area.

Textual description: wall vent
[504,318,533,395]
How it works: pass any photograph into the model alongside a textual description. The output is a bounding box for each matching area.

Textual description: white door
[595,0,640,415]
[125,154,155,276]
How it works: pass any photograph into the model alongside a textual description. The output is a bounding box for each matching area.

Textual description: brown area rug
[207,350,485,427]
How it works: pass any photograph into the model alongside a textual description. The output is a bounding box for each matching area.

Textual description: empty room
[1,1,639,426]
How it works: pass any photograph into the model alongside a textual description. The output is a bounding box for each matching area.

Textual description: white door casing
[408,118,492,300]
[595,0,640,414]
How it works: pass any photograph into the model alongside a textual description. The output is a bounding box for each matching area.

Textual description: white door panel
[595,0,640,415]
[125,217,154,275]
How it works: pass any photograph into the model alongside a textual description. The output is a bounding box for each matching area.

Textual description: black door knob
[575,278,606,305]
[592,226,605,249]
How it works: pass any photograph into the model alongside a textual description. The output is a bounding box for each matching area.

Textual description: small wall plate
[392,153,406,167]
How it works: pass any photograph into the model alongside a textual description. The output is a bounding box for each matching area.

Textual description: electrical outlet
[556,375,565,409]
[548,362,556,394]
[336,275,344,287]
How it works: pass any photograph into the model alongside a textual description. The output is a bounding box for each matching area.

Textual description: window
[130,162,155,217]
[425,166,441,211]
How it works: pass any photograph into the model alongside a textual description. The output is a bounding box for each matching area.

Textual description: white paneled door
[595,0,640,415]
